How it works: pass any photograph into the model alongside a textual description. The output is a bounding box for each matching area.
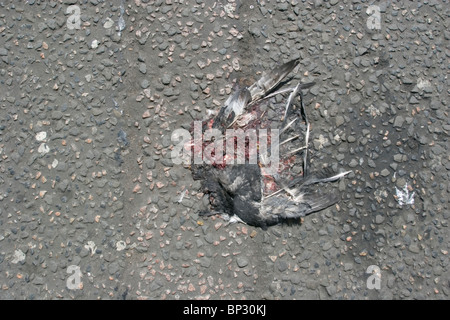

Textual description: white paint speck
[84,241,97,256]
[395,184,415,206]
[177,189,188,203]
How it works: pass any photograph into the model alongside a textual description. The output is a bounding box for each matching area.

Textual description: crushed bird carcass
[172,59,351,230]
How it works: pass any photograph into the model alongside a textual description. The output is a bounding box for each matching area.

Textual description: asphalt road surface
[0,0,448,300]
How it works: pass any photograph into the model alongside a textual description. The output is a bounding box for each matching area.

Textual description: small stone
[140,79,150,89]
[69,127,80,136]
[38,143,50,155]
[402,78,414,85]
[409,96,420,104]
[108,262,120,275]
[49,261,58,273]
[36,131,47,141]
[197,60,206,69]
[348,159,358,168]
[146,159,156,169]
[277,260,288,272]
[322,241,332,251]
[171,217,181,230]
[344,72,352,82]
[103,18,114,29]
[393,116,405,128]
[200,257,211,268]
[161,74,171,85]
[408,244,420,253]
[375,215,385,224]
[406,213,415,224]
[350,94,361,105]
[335,115,345,127]
[91,39,99,49]
[142,110,152,119]
[116,240,126,251]
[51,159,59,168]
[33,277,45,285]
[326,285,336,296]
[277,2,289,11]
[163,88,179,97]
[149,281,162,292]
[205,233,214,244]
[344,263,353,271]
[79,247,90,258]
[11,249,26,264]
[394,154,407,163]
[138,63,147,74]
[236,256,249,268]
[51,111,64,120]
[58,179,69,192]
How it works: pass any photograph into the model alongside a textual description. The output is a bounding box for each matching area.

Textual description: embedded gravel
[0,0,448,300]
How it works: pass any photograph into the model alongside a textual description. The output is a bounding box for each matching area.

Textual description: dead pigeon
[190,59,350,230]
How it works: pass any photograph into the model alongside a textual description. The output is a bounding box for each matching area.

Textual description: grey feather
[213,88,251,130]
[248,59,300,102]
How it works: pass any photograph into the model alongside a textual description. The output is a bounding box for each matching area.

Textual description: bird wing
[214,59,306,130]
[259,168,350,221]
[260,191,338,221]
[192,58,351,229]
[213,88,251,130]
[248,59,300,102]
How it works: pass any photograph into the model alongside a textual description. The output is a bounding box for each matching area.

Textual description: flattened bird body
[190,59,350,229]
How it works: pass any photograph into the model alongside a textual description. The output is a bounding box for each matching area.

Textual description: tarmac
[0,0,448,299]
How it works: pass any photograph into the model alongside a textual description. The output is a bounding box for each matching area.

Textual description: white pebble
[51,159,59,168]
[91,39,99,49]
[11,249,26,264]
[38,143,50,155]
[116,240,126,251]
[103,18,114,29]
[36,131,47,141]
